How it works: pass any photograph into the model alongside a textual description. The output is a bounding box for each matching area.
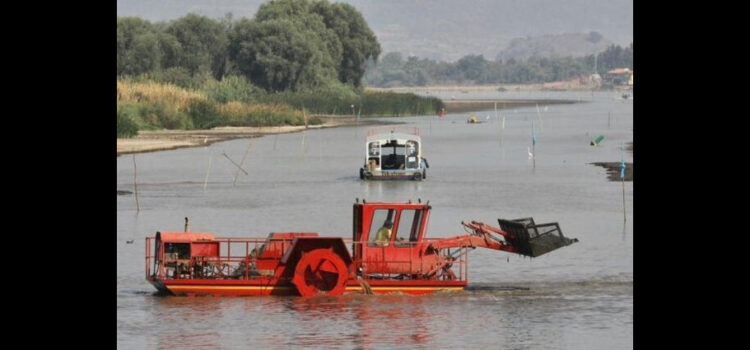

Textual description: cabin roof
[366,132,421,143]
[156,232,216,242]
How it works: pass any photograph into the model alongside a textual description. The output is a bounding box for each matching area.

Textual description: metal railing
[146,236,468,282]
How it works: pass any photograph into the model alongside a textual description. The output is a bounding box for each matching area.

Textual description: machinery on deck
[146,200,578,296]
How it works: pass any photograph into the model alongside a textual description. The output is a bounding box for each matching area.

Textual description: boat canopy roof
[366,126,421,144]
[366,132,421,143]
[156,232,216,243]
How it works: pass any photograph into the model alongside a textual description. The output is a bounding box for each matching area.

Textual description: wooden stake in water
[608,112,611,128]
[222,152,248,175]
[351,104,357,131]
[203,149,213,192]
[233,139,253,186]
[132,154,140,212]
[621,143,627,223]
[531,120,537,170]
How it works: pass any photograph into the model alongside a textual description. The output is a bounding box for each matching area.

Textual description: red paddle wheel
[292,249,349,296]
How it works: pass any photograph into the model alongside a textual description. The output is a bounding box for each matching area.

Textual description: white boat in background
[360,126,429,181]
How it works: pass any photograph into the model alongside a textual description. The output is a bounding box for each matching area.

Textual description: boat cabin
[352,201,456,279]
[360,126,428,181]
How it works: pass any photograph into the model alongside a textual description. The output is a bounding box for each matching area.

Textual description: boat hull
[153,278,466,296]
[361,168,425,181]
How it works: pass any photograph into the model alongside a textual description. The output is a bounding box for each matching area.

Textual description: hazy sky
[117,0,633,61]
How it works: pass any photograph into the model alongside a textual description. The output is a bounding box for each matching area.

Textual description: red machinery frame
[145,200,576,296]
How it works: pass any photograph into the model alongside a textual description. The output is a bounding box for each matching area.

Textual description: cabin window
[395,209,422,247]
[164,243,190,260]
[368,142,380,157]
[368,209,395,247]
[368,142,380,170]
[405,141,419,169]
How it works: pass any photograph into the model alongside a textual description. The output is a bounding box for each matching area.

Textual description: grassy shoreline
[116,116,391,156]
[117,79,588,156]
[116,78,446,138]
[116,97,578,156]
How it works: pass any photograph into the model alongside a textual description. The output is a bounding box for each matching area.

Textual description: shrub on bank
[203,75,264,103]
[117,105,140,138]
[116,77,444,134]
[187,99,222,129]
[361,91,445,116]
[218,101,306,127]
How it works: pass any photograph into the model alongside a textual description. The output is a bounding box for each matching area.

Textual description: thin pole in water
[608,112,611,128]
[233,139,253,186]
[531,121,536,153]
[495,110,505,148]
[531,120,537,170]
[303,107,308,129]
[132,154,140,212]
[352,104,357,137]
[222,152,248,175]
[621,142,627,223]
[203,148,212,192]
[301,106,308,156]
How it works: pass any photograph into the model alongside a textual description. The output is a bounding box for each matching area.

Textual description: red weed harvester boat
[146,200,578,296]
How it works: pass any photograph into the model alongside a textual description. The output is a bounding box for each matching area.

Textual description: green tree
[597,44,633,73]
[456,55,488,82]
[311,1,381,87]
[117,17,161,75]
[165,14,229,79]
[228,17,340,91]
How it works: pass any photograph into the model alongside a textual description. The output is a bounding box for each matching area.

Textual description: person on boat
[375,220,393,246]
[384,153,397,169]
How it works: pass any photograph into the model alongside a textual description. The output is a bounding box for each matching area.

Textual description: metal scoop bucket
[498,218,578,257]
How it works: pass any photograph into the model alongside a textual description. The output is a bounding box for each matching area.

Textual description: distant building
[605,68,632,86]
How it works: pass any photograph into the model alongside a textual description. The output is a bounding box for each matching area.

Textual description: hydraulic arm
[429,219,578,258]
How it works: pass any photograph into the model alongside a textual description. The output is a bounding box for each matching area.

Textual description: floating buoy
[590,135,605,146]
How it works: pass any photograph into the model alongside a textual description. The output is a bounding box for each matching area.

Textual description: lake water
[117,90,633,349]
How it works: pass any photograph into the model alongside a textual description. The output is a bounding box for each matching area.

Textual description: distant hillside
[117,0,633,62]
[496,32,613,61]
